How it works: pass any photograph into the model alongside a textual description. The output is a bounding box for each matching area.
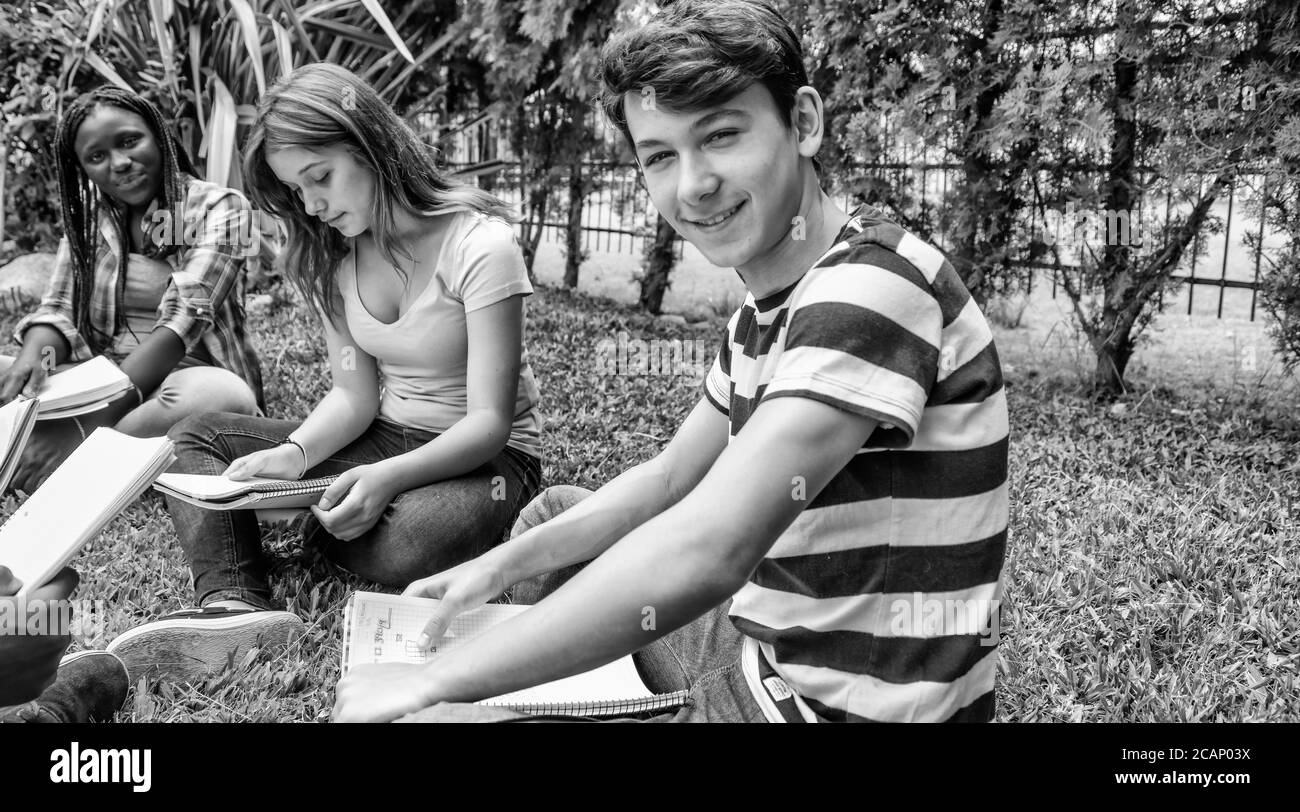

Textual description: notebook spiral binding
[246,475,337,501]
[486,691,689,717]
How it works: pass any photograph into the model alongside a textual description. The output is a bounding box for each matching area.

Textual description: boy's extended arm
[401,396,732,635]
[500,396,731,583]
[334,396,876,721]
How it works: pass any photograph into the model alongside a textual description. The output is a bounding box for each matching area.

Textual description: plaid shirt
[15,174,269,408]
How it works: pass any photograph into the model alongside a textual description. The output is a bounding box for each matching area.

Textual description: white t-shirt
[339,211,543,459]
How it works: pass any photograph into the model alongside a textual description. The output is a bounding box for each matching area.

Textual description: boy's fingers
[417,600,457,653]
[401,576,434,598]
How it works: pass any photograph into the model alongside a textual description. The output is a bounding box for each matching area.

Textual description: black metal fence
[441,114,1278,321]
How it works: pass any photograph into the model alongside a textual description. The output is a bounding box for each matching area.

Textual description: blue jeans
[396,485,767,723]
[164,412,542,610]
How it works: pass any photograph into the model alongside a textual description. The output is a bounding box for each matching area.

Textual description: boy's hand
[332,662,439,723]
[403,554,510,652]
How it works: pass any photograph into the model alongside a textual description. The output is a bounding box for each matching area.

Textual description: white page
[0,397,39,493]
[0,428,173,594]
[343,592,656,704]
[155,472,285,500]
[37,356,132,412]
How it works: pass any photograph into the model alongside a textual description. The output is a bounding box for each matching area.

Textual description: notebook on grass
[153,473,338,509]
[341,590,688,717]
[0,428,174,596]
[0,396,40,493]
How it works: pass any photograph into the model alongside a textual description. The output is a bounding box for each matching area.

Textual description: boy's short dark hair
[597,0,809,150]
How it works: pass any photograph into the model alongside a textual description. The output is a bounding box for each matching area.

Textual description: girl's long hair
[55,86,196,354]
[242,62,518,321]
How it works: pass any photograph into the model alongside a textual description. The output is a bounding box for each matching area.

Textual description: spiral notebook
[153,472,338,509]
[341,591,689,717]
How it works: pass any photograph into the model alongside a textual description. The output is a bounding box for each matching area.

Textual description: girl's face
[73,105,163,211]
[265,144,376,238]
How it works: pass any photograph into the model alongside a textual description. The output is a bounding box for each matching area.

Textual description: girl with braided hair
[0,86,267,493]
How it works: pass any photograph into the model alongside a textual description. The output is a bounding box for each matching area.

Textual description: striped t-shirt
[704,206,1009,722]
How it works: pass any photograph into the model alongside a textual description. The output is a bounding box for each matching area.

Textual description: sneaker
[0,651,130,723]
[107,607,304,684]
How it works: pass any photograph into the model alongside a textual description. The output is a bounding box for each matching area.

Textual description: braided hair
[53,86,196,354]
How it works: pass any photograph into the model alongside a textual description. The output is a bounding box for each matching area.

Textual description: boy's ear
[792,86,825,159]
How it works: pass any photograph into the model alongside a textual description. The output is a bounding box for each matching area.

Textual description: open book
[32,356,135,420]
[0,428,174,596]
[153,472,338,510]
[0,396,40,493]
[341,591,689,718]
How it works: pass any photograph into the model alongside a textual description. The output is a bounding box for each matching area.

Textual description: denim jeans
[396,485,766,723]
[164,411,543,610]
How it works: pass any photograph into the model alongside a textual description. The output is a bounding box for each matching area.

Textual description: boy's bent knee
[510,485,594,539]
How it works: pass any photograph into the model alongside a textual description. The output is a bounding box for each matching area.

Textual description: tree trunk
[1091,7,1140,396]
[564,155,584,288]
[639,214,676,314]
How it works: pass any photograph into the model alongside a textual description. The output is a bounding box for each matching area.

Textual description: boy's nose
[676,155,721,206]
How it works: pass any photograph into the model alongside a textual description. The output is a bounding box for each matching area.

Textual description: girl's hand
[309,463,400,541]
[223,444,306,481]
[403,554,510,652]
[0,355,49,405]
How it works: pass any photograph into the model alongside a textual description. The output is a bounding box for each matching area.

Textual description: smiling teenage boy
[333,0,1009,723]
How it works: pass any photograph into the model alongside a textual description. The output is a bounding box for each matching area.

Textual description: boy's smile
[625,83,845,296]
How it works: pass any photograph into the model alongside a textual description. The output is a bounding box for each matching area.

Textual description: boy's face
[626,83,805,270]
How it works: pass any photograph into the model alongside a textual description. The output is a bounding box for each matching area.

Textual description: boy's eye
[643,152,671,167]
[123,135,140,147]
[706,130,737,144]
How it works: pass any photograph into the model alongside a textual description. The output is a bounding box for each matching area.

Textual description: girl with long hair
[0,86,266,493]
[107,63,545,681]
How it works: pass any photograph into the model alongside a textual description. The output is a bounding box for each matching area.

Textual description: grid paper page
[342,591,669,710]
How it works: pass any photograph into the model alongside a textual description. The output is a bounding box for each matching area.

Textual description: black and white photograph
[0,0,1294,782]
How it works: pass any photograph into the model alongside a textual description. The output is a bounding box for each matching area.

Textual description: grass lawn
[2,281,1297,722]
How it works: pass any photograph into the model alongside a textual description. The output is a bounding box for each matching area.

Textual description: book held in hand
[0,428,174,596]
[341,590,689,718]
[153,472,338,509]
[0,396,40,494]
[31,356,135,420]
